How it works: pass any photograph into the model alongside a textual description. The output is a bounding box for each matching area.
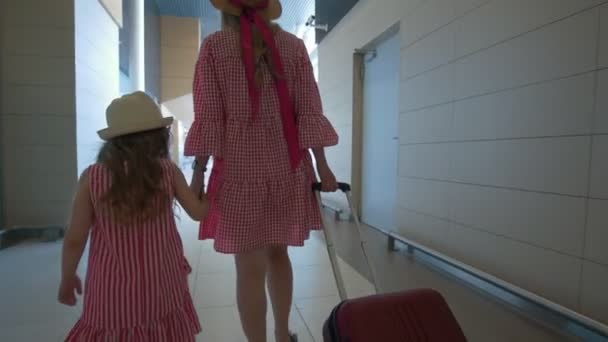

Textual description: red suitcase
[313,183,467,342]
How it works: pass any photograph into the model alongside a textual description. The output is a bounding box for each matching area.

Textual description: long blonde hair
[222,12,281,83]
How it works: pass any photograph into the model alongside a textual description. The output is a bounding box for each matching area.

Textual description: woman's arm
[312,148,338,192]
[175,164,209,221]
[190,156,210,197]
[184,39,224,184]
[58,170,93,306]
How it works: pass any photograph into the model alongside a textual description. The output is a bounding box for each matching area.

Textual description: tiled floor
[0,208,577,342]
[0,214,371,342]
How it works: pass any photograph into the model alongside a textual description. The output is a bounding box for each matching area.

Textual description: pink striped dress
[184,30,338,254]
[66,160,201,341]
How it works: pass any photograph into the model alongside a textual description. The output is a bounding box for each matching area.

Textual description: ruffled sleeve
[294,40,339,149]
[184,37,225,157]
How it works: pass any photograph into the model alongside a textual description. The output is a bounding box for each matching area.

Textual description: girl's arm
[175,164,209,221]
[58,170,93,306]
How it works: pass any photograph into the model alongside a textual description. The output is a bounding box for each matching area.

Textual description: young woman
[185,1,339,341]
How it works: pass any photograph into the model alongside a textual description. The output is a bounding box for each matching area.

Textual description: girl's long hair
[96,128,170,223]
[222,11,281,83]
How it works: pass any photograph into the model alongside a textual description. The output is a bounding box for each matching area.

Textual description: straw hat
[210,0,282,20]
[97,91,174,140]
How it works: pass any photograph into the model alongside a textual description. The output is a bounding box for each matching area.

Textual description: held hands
[58,274,82,306]
[190,170,205,199]
[317,162,338,192]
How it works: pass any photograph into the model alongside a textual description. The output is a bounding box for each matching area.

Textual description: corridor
[0,204,581,341]
[0,217,355,341]
[2,0,608,340]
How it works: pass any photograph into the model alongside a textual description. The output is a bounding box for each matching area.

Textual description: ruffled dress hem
[65,295,201,342]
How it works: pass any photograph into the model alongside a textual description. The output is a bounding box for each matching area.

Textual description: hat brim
[211,0,282,20]
[98,117,174,140]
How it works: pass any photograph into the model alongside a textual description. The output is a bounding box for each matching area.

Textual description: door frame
[350,23,400,219]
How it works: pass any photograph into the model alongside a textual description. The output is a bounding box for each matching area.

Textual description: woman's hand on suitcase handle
[312,148,338,192]
[317,163,338,192]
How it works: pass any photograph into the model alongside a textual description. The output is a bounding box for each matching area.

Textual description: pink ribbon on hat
[229,0,303,170]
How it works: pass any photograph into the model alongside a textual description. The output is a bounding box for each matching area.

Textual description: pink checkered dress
[184,29,338,254]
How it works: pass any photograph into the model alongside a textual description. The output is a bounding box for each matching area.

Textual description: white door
[361,34,399,231]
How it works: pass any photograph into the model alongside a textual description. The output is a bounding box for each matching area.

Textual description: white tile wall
[401,63,454,111]
[455,0,605,59]
[3,145,77,207]
[1,0,77,227]
[600,5,608,68]
[75,34,119,77]
[398,178,450,219]
[4,146,77,177]
[75,0,119,175]
[3,0,74,29]
[450,137,590,196]
[4,200,72,228]
[76,112,105,147]
[449,183,586,256]
[2,115,75,146]
[6,169,75,203]
[453,73,595,140]
[595,69,608,133]
[450,223,582,308]
[590,135,608,199]
[580,261,608,322]
[397,207,452,253]
[401,0,456,48]
[3,26,74,57]
[399,103,453,144]
[401,22,456,79]
[454,9,598,100]
[453,0,490,18]
[3,85,75,116]
[76,0,117,38]
[585,199,608,265]
[319,0,608,323]
[5,55,75,87]
[399,143,452,180]
[76,60,115,97]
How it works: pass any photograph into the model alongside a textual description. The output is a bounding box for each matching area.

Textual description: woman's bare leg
[235,250,268,342]
[266,246,293,342]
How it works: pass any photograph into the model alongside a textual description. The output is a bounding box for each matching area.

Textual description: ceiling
[154,0,315,35]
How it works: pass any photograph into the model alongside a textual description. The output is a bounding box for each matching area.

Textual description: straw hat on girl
[97,91,173,140]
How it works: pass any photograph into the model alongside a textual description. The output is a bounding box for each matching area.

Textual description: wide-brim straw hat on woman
[210,0,282,20]
[98,91,174,140]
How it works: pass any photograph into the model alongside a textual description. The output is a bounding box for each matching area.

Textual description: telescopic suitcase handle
[312,182,351,192]
[313,182,379,301]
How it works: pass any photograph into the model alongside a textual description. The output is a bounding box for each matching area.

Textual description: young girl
[58,91,206,341]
